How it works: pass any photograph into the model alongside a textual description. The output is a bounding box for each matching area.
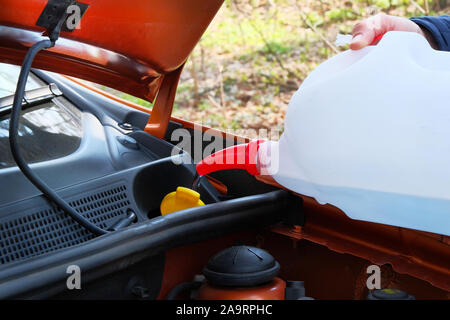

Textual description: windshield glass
[0,63,44,98]
[0,63,83,168]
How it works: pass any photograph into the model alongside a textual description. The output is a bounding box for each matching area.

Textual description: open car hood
[0,0,223,104]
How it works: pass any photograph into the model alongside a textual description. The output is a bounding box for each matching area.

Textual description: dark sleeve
[410,15,450,51]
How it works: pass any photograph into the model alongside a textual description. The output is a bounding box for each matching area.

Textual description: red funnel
[196,140,264,176]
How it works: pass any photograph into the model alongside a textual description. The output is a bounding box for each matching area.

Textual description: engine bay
[0,63,300,299]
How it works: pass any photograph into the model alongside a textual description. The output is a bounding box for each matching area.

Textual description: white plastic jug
[260,31,450,235]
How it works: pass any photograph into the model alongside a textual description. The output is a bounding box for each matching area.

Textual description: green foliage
[306,12,324,26]
[262,41,291,55]
[373,0,391,9]
[120,94,152,108]
[99,0,448,134]
[99,86,153,108]
[197,99,213,111]
[325,8,357,22]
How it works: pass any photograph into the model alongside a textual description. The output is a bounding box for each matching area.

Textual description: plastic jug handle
[196,140,265,176]
[371,32,386,45]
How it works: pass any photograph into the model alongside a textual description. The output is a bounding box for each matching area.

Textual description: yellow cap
[160,187,205,215]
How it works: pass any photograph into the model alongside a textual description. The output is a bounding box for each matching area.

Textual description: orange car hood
[0,0,223,102]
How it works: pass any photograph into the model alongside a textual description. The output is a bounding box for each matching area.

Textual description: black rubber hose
[9,40,107,235]
[165,281,202,300]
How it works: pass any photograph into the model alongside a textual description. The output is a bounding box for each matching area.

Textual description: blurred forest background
[116,0,450,137]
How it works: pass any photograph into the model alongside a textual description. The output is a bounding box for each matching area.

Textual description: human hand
[350,13,436,50]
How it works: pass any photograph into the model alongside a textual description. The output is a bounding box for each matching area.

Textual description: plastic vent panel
[0,184,131,265]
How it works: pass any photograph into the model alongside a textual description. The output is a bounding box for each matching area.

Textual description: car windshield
[0,63,43,98]
[0,63,83,168]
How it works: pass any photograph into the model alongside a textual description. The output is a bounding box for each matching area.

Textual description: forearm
[418,25,439,49]
[410,15,450,51]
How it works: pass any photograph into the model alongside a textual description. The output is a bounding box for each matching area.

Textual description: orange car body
[0,0,448,297]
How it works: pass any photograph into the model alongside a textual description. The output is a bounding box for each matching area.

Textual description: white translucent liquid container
[265,31,450,235]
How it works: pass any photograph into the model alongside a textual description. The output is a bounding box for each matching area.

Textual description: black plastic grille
[0,185,131,265]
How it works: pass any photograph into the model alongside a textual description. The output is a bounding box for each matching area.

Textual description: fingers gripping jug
[197,32,450,236]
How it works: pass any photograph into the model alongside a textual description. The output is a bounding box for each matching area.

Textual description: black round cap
[203,246,280,287]
[367,289,415,300]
